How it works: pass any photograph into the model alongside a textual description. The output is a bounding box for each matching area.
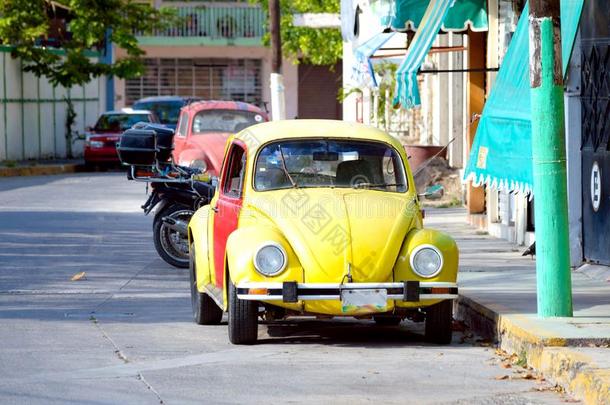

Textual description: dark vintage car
[132,96,201,130]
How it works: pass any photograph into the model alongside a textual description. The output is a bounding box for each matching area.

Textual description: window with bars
[125,58,263,107]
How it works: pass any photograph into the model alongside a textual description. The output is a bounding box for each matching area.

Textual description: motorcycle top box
[138,123,174,161]
[117,123,175,166]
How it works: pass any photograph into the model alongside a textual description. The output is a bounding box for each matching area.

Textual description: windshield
[94,114,151,132]
[192,109,263,134]
[254,139,408,193]
[133,101,182,125]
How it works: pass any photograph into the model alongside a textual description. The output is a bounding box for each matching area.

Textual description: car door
[212,142,247,288]
[172,111,189,160]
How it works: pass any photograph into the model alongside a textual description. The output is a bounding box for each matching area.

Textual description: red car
[172,101,268,175]
[84,109,159,167]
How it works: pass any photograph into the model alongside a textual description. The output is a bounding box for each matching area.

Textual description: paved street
[0,173,570,404]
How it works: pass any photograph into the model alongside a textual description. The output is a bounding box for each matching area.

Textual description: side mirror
[419,184,444,200]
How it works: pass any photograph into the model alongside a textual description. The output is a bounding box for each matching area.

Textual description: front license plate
[341,288,387,313]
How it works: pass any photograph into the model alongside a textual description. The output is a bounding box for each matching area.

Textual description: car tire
[425,300,453,344]
[228,277,258,344]
[373,315,402,325]
[190,244,222,325]
[153,204,192,268]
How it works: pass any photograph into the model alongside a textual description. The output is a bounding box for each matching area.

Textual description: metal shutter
[125,58,263,106]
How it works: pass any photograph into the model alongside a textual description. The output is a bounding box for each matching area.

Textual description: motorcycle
[117,123,215,268]
[139,166,214,268]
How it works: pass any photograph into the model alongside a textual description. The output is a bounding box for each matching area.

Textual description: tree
[0,0,176,88]
[252,0,342,66]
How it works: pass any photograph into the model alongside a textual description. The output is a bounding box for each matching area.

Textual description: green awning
[391,0,488,32]
[352,32,397,87]
[463,0,584,194]
[393,0,456,108]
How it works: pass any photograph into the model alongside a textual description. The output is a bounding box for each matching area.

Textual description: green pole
[528,0,573,317]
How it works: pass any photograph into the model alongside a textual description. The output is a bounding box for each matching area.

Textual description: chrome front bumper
[236,281,458,302]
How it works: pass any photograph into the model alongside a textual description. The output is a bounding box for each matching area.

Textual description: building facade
[113,1,343,121]
[341,0,609,271]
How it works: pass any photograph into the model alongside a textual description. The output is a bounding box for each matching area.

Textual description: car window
[192,109,263,134]
[133,101,183,126]
[176,112,188,137]
[254,139,407,193]
[94,114,152,132]
[222,145,246,198]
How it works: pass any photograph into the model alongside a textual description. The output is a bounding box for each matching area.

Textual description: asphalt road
[0,173,569,404]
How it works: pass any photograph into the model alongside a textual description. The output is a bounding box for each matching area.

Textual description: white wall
[0,51,104,161]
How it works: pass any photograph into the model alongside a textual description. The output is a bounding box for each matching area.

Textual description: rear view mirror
[313,151,339,161]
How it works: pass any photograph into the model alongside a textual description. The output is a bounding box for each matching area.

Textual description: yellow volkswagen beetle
[187,120,458,344]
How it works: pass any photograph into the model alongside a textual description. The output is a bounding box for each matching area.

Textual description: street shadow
[0,175,66,193]
[0,210,155,290]
[253,317,478,349]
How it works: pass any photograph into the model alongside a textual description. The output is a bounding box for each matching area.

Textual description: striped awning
[463,0,584,194]
[391,0,488,32]
[393,0,455,108]
[351,32,396,87]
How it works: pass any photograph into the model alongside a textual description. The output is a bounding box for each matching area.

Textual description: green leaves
[252,0,342,66]
[0,0,177,88]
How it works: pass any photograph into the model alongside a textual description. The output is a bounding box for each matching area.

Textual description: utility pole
[528,0,573,317]
[269,0,286,120]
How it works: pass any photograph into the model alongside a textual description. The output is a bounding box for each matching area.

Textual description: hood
[185,132,231,175]
[245,189,416,283]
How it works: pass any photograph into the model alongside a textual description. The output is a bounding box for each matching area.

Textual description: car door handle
[211,206,219,213]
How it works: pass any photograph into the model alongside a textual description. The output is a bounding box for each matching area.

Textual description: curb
[456,295,610,405]
[0,163,83,177]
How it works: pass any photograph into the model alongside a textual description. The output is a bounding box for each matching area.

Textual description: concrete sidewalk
[426,208,610,405]
[0,159,85,177]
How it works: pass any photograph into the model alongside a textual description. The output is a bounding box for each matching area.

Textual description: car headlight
[253,243,287,276]
[410,245,443,278]
[183,159,207,172]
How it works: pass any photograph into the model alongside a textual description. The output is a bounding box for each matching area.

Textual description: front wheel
[190,244,222,325]
[153,204,193,268]
[228,278,258,344]
[424,300,453,344]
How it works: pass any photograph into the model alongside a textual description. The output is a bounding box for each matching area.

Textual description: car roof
[133,96,200,103]
[235,119,405,156]
[182,100,266,116]
[101,108,153,115]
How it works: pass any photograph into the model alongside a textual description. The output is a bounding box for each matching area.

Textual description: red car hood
[187,132,231,175]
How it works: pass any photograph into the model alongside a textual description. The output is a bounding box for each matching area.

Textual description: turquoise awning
[391,0,488,32]
[463,0,584,194]
[393,0,455,108]
[352,32,396,87]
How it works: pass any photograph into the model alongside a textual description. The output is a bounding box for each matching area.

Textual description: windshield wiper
[277,145,298,188]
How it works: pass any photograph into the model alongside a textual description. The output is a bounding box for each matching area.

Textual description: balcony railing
[136,4,266,46]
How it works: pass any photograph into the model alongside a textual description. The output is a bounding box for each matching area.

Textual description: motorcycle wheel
[153,204,193,268]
